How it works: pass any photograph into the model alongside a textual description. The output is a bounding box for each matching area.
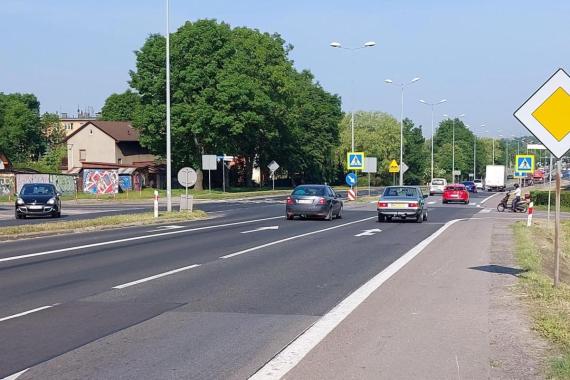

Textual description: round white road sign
[177,167,197,188]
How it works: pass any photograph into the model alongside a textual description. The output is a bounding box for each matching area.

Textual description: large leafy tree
[128,19,341,189]
[101,90,141,121]
[0,93,43,162]
[402,118,428,185]
[434,118,476,182]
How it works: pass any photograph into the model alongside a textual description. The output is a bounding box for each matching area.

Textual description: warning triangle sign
[519,158,531,170]
[350,155,362,167]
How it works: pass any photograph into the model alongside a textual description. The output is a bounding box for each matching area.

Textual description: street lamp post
[165,0,172,212]
[443,113,465,183]
[385,77,421,185]
[466,124,478,180]
[330,41,376,152]
[419,99,447,182]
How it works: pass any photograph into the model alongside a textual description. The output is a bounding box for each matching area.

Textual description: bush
[530,190,570,207]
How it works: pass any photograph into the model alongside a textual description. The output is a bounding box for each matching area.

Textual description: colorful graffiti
[83,170,119,194]
[49,174,76,195]
[118,175,132,191]
[0,174,15,195]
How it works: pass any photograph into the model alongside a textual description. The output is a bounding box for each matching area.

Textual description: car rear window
[431,179,445,185]
[292,186,325,196]
[445,185,466,191]
[383,187,418,197]
[21,184,55,196]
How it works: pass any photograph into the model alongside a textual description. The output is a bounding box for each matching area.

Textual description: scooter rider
[512,183,521,211]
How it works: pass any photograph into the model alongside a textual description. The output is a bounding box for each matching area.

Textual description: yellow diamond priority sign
[514,68,570,158]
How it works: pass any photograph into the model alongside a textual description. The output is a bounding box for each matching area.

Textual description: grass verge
[513,220,570,379]
[0,210,207,238]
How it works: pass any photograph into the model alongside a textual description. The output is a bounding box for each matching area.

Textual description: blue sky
[1,0,568,138]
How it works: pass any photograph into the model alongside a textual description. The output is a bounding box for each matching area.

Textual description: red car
[442,184,469,204]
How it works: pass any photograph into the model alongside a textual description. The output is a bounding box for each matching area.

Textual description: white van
[429,178,447,195]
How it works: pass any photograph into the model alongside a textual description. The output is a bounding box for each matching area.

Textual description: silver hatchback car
[286,185,343,220]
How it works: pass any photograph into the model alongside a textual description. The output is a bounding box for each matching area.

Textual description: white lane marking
[147,225,185,232]
[1,368,29,380]
[478,209,492,214]
[354,228,382,237]
[221,217,376,259]
[480,193,500,205]
[113,264,200,289]
[240,226,279,234]
[428,201,437,205]
[0,216,284,264]
[0,304,59,323]
[249,218,461,380]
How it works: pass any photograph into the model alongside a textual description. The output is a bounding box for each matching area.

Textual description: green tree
[0,93,43,162]
[128,19,341,189]
[434,118,475,182]
[41,112,64,148]
[402,118,428,185]
[101,90,141,121]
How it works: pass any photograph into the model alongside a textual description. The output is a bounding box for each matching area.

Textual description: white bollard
[154,190,159,218]
[526,201,533,227]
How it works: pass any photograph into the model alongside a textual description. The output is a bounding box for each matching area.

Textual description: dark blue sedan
[462,181,477,193]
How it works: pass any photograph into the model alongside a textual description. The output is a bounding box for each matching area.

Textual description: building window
[79,149,86,161]
[89,129,93,135]
[118,158,122,165]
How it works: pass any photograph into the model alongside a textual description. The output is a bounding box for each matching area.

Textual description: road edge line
[248,218,461,380]
[1,368,29,380]
[480,192,501,205]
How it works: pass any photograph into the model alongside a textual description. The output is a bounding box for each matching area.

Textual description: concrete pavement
[281,217,545,379]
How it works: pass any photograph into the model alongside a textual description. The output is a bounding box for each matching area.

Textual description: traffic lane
[8,206,456,379]
[0,203,284,259]
[0,209,375,317]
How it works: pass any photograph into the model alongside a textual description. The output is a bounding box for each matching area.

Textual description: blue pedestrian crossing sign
[345,172,357,186]
[515,154,535,173]
[347,152,365,170]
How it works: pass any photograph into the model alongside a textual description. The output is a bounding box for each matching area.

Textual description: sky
[1,0,568,138]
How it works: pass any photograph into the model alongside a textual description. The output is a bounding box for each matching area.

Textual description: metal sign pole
[272,171,275,191]
[208,170,211,193]
[368,172,371,196]
[547,153,553,226]
[222,162,225,193]
[554,159,561,287]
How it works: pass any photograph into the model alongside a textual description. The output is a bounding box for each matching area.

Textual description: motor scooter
[496,193,528,212]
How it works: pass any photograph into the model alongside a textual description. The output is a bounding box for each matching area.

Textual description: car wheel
[386,216,393,222]
[336,206,343,219]
[423,211,428,221]
[324,207,333,221]
[416,213,423,223]
[286,213,294,220]
[378,214,385,222]
[464,200,469,205]
[442,200,447,204]
[15,211,22,219]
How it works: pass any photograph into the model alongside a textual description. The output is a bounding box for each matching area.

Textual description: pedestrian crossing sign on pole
[347,152,365,170]
[388,160,399,173]
[515,154,535,173]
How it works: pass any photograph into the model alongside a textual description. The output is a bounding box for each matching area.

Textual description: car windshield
[431,179,445,185]
[383,187,418,198]
[21,184,55,196]
[292,186,325,196]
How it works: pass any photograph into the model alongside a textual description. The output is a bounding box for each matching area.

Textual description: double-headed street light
[465,124,480,180]
[419,99,447,182]
[385,77,421,185]
[443,113,465,183]
[330,41,376,152]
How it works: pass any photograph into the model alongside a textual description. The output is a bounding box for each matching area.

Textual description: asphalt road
[0,192,493,379]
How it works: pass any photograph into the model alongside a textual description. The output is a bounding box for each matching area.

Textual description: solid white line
[0,304,58,323]
[221,217,376,259]
[249,218,461,380]
[480,192,500,205]
[0,216,284,264]
[428,201,437,205]
[1,368,29,380]
[113,264,200,289]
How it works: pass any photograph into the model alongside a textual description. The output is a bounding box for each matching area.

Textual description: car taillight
[378,202,388,208]
[408,202,419,207]
[317,197,327,205]
[286,197,294,205]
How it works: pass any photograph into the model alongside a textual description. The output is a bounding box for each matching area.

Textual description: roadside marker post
[514,68,570,287]
[526,202,534,227]
[345,173,357,201]
[153,190,159,218]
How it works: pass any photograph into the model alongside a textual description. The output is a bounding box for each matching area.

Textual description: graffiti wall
[49,174,76,195]
[0,174,15,195]
[83,169,119,194]
[118,175,132,192]
[16,174,50,193]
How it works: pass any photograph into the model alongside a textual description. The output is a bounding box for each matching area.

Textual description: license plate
[451,194,459,198]
[297,199,313,204]
[29,205,43,210]
[391,203,407,208]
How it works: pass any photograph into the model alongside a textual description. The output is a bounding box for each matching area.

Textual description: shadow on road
[469,264,528,277]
